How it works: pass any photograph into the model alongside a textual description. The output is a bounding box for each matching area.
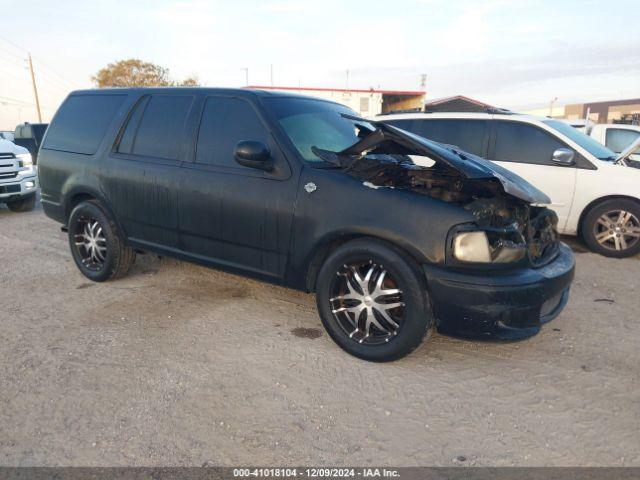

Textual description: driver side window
[196,96,269,168]
[492,121,568,166]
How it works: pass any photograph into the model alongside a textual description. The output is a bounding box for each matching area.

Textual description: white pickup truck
[564,120,640,161]
[0,138,38,211]
[588,123,640,161]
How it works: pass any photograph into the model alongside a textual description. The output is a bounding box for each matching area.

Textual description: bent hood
[313,115,551,205]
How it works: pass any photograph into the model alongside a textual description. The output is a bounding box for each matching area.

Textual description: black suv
[39,88,575,361]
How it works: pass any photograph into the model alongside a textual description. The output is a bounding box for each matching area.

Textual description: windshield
[543,119,617,161]
[263,97,373,162]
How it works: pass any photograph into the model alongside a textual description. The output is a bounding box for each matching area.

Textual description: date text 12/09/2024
[233,468,400,478]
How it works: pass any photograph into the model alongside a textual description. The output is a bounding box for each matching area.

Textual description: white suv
[377,111,640,258]
[0,138,38,211]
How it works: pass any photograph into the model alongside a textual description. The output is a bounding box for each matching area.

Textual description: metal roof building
[247,86,426,116]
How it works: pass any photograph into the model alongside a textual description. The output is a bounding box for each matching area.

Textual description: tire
[315,238,432,362]
[581,198,640,258]
[67,200,135,281]
[6,194,36,212]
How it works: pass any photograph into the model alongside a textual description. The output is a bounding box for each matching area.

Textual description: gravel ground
[0,200,639,467]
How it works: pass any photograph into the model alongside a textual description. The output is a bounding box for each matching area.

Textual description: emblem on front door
[304,182,317,193]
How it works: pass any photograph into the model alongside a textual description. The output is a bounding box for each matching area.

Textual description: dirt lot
[1,200,639,467]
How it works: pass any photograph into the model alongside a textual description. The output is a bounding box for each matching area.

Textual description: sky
[1,0,639,129]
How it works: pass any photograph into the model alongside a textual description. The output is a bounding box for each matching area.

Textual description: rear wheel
[6,194,36,212]
[68,201,135,281]
[582,199,640,258]
[316,239,432,362]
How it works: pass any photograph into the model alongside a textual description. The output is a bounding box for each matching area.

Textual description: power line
[0,35,83,89]
[33,68,76,92]
[0,34,27,52]
[0,95,56,110]
[0,44,25,62]
[0,95,33,106]
[0,54,25,68]
[0,66,28,83]
[0,55,75,94]
[32,57,84,89]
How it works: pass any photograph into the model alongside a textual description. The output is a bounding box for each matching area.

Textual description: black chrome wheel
[67,200,135,281]
[73,216,108,271]
[329,261,405,345]
[316,239,432,362]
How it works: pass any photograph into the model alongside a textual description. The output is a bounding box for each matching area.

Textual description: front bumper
[423,242,575,340]
[0,174,38,202]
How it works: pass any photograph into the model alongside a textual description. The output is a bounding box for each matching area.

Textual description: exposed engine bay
[312,117,560,265]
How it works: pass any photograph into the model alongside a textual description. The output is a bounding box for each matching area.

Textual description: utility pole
[241,68,249,87]
[346,69,349,90]
[28,54,42,122]
[420,73,427,90]
[548,96,558,117]
[270,64,274,86]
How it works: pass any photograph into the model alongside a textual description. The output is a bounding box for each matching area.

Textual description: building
[523,98,640,124]
[423,95,496,113]
[563,98,640,124]
[246,86,425,116]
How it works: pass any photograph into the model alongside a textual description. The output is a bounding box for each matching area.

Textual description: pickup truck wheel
[68,201,135,281]
[582,199,640,258]
[316,239,432,362]
[6,194,36,212]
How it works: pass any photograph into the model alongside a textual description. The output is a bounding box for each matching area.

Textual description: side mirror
[234,140,273,171]
[551,148,575,166]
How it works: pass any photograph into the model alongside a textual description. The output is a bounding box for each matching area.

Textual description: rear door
[178,95,298,280]
[408,118,490,158]
[102,93,195,250]
[488,120,577,229]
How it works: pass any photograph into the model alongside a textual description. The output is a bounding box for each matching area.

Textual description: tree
[179,75,199,87]
[92,59,199,87]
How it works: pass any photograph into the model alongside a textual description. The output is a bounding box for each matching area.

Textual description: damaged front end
[313,116,559,267]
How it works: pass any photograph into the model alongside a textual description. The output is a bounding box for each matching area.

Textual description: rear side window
[118,94,194,160]
[43,94,125,154]
[413,119,488,157]
[493,121,565,165]
[605,128,640,153]
[196,97,269,168]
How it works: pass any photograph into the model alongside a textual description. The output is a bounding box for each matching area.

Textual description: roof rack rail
[377,108,424,116]
[378,106,517,116]
[485,107,514,114]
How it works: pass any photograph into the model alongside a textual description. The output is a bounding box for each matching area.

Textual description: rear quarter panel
[38,93,135,224]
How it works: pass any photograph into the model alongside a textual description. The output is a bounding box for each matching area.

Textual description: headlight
[452,228,527,264]
[16,153,34,174]
[453,231,491,262]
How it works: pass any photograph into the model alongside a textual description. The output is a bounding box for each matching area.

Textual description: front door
[178,96,298,280]
[488,120,577,231]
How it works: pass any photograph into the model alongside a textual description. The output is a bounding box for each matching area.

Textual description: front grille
[527,207,559,266]
[0,184,20,194]
[0,152,15,160]
[0,172,18,180]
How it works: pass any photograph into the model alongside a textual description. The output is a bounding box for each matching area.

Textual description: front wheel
[581,199,640,258]
[68,200,135,281]
[6,194,36,212]
[315,239,432,362]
